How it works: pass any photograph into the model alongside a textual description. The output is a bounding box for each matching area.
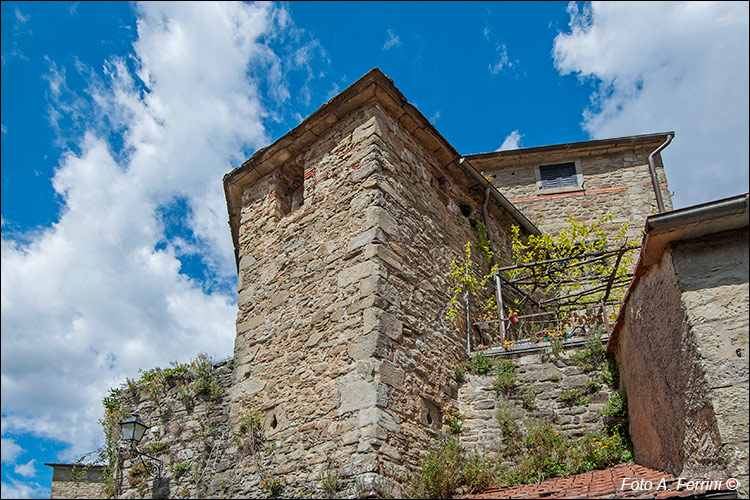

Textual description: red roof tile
[463,463,737,499]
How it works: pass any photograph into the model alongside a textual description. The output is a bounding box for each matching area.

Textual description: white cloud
[1,0,311,464]
[483,20,516,76]
[553,1,749,208]
[1,477,47,500]
[14,459,37,478]
[1,437,23,464]
[14,6,29,24]
[291,39,328,107]
[497,130,523,151]
[383,29,401,50]
[326,82,341,100]
[489,43,513,74]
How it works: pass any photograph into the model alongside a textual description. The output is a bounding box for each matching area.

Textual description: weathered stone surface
[363,307,403,341]
[474,399,496,410]
[380,361,405,389]
[338,260,384,288]
[614,228,749,496]
[348,331,390,360]
[457,345,617,457]
[339,379,378,414]
[365,206,399,238]
[237,315,264,334]
[347,227,388,253]
[230,376,266,399]
[49,466,106,499]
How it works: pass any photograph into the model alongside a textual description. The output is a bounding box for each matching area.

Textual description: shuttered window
[540,162,577,189]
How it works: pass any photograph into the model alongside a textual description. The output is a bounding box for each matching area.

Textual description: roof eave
[466,131,676,163]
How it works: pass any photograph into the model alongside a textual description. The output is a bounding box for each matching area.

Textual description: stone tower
[222,68,537,493]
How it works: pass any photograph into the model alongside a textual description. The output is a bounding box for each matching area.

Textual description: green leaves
[446,238,500,322]
[507,212,638,318]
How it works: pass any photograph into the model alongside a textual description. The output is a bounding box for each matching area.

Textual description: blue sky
[1,2,748,498]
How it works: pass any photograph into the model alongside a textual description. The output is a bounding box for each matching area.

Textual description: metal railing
[461,245,639,355]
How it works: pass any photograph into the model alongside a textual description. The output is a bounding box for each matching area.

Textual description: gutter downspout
[481,186,495,268]
[457,157,540,237]
[648,134,673,213]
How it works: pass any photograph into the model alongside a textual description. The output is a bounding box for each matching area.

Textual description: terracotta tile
[462,462,737,499]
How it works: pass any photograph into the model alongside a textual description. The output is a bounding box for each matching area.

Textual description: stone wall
[48,464,106,499]
[113,361,236,499]
[611,250,701,473]
[613,228,749,497]
[354,104,524,479]
[671,229,749,495]
[230,103,400,496]
[97,341,620,500]
[468,141,673,242]
[457,343,614,456]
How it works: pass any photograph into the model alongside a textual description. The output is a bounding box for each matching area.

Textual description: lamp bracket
[131,446,163,481]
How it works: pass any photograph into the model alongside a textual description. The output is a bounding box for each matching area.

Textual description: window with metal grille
[540,162,578,189]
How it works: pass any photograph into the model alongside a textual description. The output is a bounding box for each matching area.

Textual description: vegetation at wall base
[467,352,494,375]
[493,358,518,394]
[408,421,633,499]
[407,438,496,499]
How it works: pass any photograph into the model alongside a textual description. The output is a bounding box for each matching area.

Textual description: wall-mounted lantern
[118,414,162,480]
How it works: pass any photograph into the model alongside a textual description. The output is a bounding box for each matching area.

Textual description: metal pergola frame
[462,244,640,355]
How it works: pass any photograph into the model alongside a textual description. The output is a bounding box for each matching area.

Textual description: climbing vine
[446,237,499,322]
[507,213,637,317]
[96,353,226,497]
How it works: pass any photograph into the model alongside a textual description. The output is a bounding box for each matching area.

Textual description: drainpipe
[648,134,673,213]
[457,157,540,237]
[481,186,494,267]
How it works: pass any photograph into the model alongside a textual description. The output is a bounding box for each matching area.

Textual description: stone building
[608,193,749,497]
[49,69,749,499]
[219,68,679,493]
[45,463,106,499]
[468,132,674,242]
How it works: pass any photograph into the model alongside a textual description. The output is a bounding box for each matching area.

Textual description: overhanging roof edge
[466,131,676,163]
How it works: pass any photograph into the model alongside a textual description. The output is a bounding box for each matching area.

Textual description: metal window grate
[540,162,577,189]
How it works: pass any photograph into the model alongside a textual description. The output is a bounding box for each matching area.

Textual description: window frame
[535,160,584,194]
